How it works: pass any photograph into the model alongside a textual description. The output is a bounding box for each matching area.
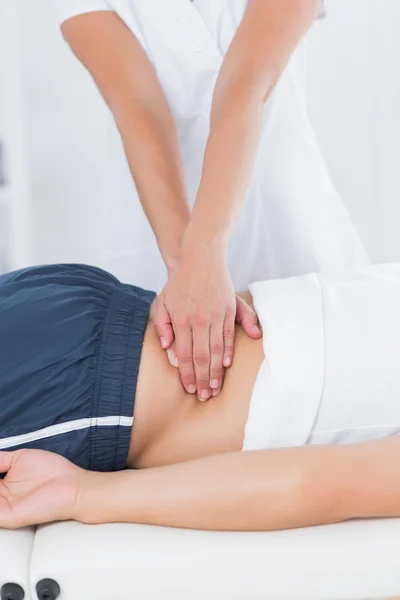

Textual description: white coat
[56,0,369,291]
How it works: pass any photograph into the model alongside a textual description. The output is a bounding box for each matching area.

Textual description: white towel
[243,264,400,450]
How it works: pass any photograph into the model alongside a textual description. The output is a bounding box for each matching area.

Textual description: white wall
[1,0,111,266]
[0,1,33,269]
[2,0,400,266]
[306,0,400,263]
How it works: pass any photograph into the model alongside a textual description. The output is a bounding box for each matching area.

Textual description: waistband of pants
[90,282,155,471]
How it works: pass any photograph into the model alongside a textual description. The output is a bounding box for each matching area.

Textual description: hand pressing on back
[153,254,261,400]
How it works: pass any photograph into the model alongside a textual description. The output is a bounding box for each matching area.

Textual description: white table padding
[0,527,35,600]
[30,518,400,600]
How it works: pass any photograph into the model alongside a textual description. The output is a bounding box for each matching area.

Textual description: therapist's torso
[56,0,368,291]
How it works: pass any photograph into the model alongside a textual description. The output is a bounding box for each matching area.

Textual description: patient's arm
[78,437,400,531]
[1,438,399,530]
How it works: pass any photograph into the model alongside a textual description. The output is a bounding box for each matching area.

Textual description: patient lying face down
[2,261,400,476]
[2,262,400,532]
[0,263,263,472]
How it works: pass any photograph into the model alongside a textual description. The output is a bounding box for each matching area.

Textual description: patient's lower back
[128,323,264,469]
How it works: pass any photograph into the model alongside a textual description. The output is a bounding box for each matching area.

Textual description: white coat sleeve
[54,0,113,25]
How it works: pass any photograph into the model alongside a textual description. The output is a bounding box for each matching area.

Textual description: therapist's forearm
[116,103,190,272]
[75,439,400,531]
[62,12,191,274]
[182,84,264,258]
[182,0,320,259]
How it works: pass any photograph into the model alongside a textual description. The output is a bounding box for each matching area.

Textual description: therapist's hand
[153,256,261,399]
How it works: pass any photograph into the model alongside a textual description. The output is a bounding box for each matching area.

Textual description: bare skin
[128,292,264,469]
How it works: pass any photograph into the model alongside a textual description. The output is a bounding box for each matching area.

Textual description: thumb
[153,299,174,350]
[235,296,262,339]
[0,451,14,475]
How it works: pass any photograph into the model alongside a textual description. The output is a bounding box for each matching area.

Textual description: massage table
[1,519,400,599]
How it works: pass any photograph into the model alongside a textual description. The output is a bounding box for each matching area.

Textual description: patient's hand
[0,449,83,529]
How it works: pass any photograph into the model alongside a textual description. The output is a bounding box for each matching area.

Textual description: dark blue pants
[0,264,155,471]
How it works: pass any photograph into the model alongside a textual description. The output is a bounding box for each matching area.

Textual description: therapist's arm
[155,0,320,399]
[1,438,400,530]
[188,0,320,244]
[62,12,189,273]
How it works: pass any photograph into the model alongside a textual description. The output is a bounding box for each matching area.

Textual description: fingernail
[224,357,231,367]
[253,325,261,334]
[210,379,219,389]
[161,337,167,349]
[174,357,179,368]
[201,389,211,400]
[212,389,219,397]
[188,384,197,394]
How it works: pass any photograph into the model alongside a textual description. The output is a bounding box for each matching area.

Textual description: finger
[209,321,225,393]
[193,318,212,401]
[223,312,236,368]
[236,296,262,339]
[174,322,197,394]
[153,301,174,350]
[0,451,14,475]
[167,341,179,368]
